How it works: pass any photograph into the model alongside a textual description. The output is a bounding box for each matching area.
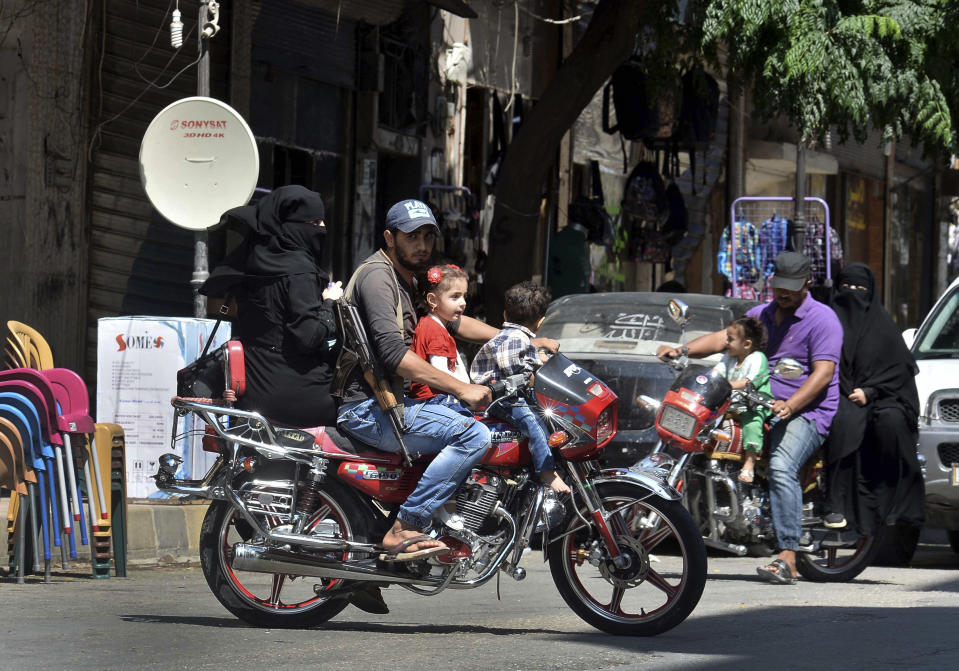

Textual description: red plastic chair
[41,369,107,526]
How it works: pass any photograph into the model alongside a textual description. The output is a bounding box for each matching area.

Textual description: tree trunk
[484,0,644,325]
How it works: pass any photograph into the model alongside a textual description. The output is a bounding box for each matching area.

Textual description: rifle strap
[337,250,406,416]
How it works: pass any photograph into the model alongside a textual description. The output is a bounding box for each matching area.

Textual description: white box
[96,317,231,499]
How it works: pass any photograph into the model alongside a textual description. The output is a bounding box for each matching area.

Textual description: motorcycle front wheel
[199,478,373,627]
[795,532,880,582]
[547,482,707,636]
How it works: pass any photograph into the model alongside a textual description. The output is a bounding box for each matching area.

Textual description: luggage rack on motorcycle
[170,397,395,466]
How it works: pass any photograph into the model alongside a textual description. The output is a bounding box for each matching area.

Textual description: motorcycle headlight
[596,406,614,446]
[659,405,697,440]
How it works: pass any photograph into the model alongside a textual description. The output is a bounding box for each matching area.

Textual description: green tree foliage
[703,0,957,152]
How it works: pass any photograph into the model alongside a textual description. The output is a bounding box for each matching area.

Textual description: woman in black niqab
[826,262,925,536]
[201,185,343,427]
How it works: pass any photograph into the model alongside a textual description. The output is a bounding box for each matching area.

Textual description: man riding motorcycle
[332,199,558,603]
[657,251,842,584]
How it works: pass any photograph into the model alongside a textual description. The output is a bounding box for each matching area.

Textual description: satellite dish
[139,97,259,231]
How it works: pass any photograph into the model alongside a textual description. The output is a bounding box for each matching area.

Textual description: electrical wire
[503,0,519,113]
[88,13,199,162]
[523,6,580,25]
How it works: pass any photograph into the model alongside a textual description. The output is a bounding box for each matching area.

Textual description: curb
[1,495,208,568]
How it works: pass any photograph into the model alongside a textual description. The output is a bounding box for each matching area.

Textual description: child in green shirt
[713,317,771,484]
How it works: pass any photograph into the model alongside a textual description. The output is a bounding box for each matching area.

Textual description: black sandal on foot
[756,558,798,584]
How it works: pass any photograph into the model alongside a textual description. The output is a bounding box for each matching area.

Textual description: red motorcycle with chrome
[635,299,880,582]
[158,342,706,636]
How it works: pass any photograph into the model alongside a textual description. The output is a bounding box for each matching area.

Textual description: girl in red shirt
[410,264,471,401]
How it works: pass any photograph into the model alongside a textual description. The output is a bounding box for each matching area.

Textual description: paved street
[3,533,959,671]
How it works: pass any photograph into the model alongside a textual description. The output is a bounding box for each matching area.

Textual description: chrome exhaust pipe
[703,537,748,556]
[230,544,433,585]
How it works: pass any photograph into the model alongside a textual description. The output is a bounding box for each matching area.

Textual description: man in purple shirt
[658,252,841,584]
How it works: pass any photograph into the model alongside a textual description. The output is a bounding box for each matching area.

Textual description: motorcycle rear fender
[593,467,683,501]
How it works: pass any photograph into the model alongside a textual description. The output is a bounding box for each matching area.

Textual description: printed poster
[96,317,230,499]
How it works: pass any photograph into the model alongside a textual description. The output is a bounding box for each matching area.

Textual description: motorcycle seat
[294,425,407,466]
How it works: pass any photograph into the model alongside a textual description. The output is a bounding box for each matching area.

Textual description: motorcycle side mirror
[667,298,690,354]
[667,299,689,326]
[772,358,804,380]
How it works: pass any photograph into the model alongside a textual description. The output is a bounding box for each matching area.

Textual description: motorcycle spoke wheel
[548,483,706,636]
[795,534,879,583]
[217,503,346,613]
[200,477,372,627]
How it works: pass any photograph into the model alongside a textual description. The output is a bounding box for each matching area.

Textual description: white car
[904,275,959,553]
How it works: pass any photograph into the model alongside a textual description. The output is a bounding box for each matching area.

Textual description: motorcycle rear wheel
[199,478,373,627]
[795,532,880,582]
[548,482,707,636]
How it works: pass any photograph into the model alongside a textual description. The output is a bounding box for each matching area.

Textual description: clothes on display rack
[720,212,845,300]
[802,218,844,283]
[758,215,789,301]
[717,218,761,298]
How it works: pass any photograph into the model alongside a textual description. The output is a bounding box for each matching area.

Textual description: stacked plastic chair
[3,320,127,580]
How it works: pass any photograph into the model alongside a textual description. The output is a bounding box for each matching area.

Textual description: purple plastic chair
[0,370,80,542]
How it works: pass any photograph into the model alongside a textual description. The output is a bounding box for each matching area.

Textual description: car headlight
[659,405,696,440]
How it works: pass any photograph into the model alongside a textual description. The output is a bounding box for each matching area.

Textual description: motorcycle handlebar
[482,372,531,416]
[731,388,776,410]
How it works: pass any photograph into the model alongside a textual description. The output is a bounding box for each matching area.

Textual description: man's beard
[395,246,430,272]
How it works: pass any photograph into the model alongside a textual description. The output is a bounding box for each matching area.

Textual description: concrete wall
[0,2,90,373]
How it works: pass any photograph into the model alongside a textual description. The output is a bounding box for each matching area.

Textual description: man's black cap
[769,251,811,291]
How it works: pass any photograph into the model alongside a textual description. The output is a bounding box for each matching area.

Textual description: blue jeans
[491,399,555,473]
[337,398,491,528]
[767,416,825,551]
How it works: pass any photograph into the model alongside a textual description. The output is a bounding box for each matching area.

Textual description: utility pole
[191,0,219,318]
[793,140,807,252]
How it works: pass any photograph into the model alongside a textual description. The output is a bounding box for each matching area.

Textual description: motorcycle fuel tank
[478,420,532,468]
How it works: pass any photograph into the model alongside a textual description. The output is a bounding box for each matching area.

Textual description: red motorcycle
[158,343,707,635]
[635,299,880,582]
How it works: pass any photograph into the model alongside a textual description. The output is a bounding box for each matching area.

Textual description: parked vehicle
[156,345,707,636]
[635,299,880,582]
[903,275,959,553]
[536,292,758,467]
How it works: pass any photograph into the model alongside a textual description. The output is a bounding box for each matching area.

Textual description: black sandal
[756,558,798,584]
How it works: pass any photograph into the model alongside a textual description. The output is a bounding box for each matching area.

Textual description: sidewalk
[0,494,208,567]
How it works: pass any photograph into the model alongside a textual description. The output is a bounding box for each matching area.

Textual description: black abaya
[201,186,339,428]
[826,263,925,534]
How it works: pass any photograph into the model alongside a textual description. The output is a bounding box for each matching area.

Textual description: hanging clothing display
[802,217,844,283]
[717,218,761,298]
[758,215,789,301]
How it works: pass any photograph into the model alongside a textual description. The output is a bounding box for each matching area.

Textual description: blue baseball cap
[385,199,440,234]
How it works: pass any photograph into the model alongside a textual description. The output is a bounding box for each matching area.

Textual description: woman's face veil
[200,185,329,296]
[257,185,327,264]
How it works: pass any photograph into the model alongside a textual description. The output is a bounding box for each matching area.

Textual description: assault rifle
[335,297,413,466]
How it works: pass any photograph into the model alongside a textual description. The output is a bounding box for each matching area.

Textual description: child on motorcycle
[713,316,771,484]
[470,282,571,495]
[410,263,472,407]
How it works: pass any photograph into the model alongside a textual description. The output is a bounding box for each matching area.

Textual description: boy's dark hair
[731,316,767,352]
[504,281,552,328]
